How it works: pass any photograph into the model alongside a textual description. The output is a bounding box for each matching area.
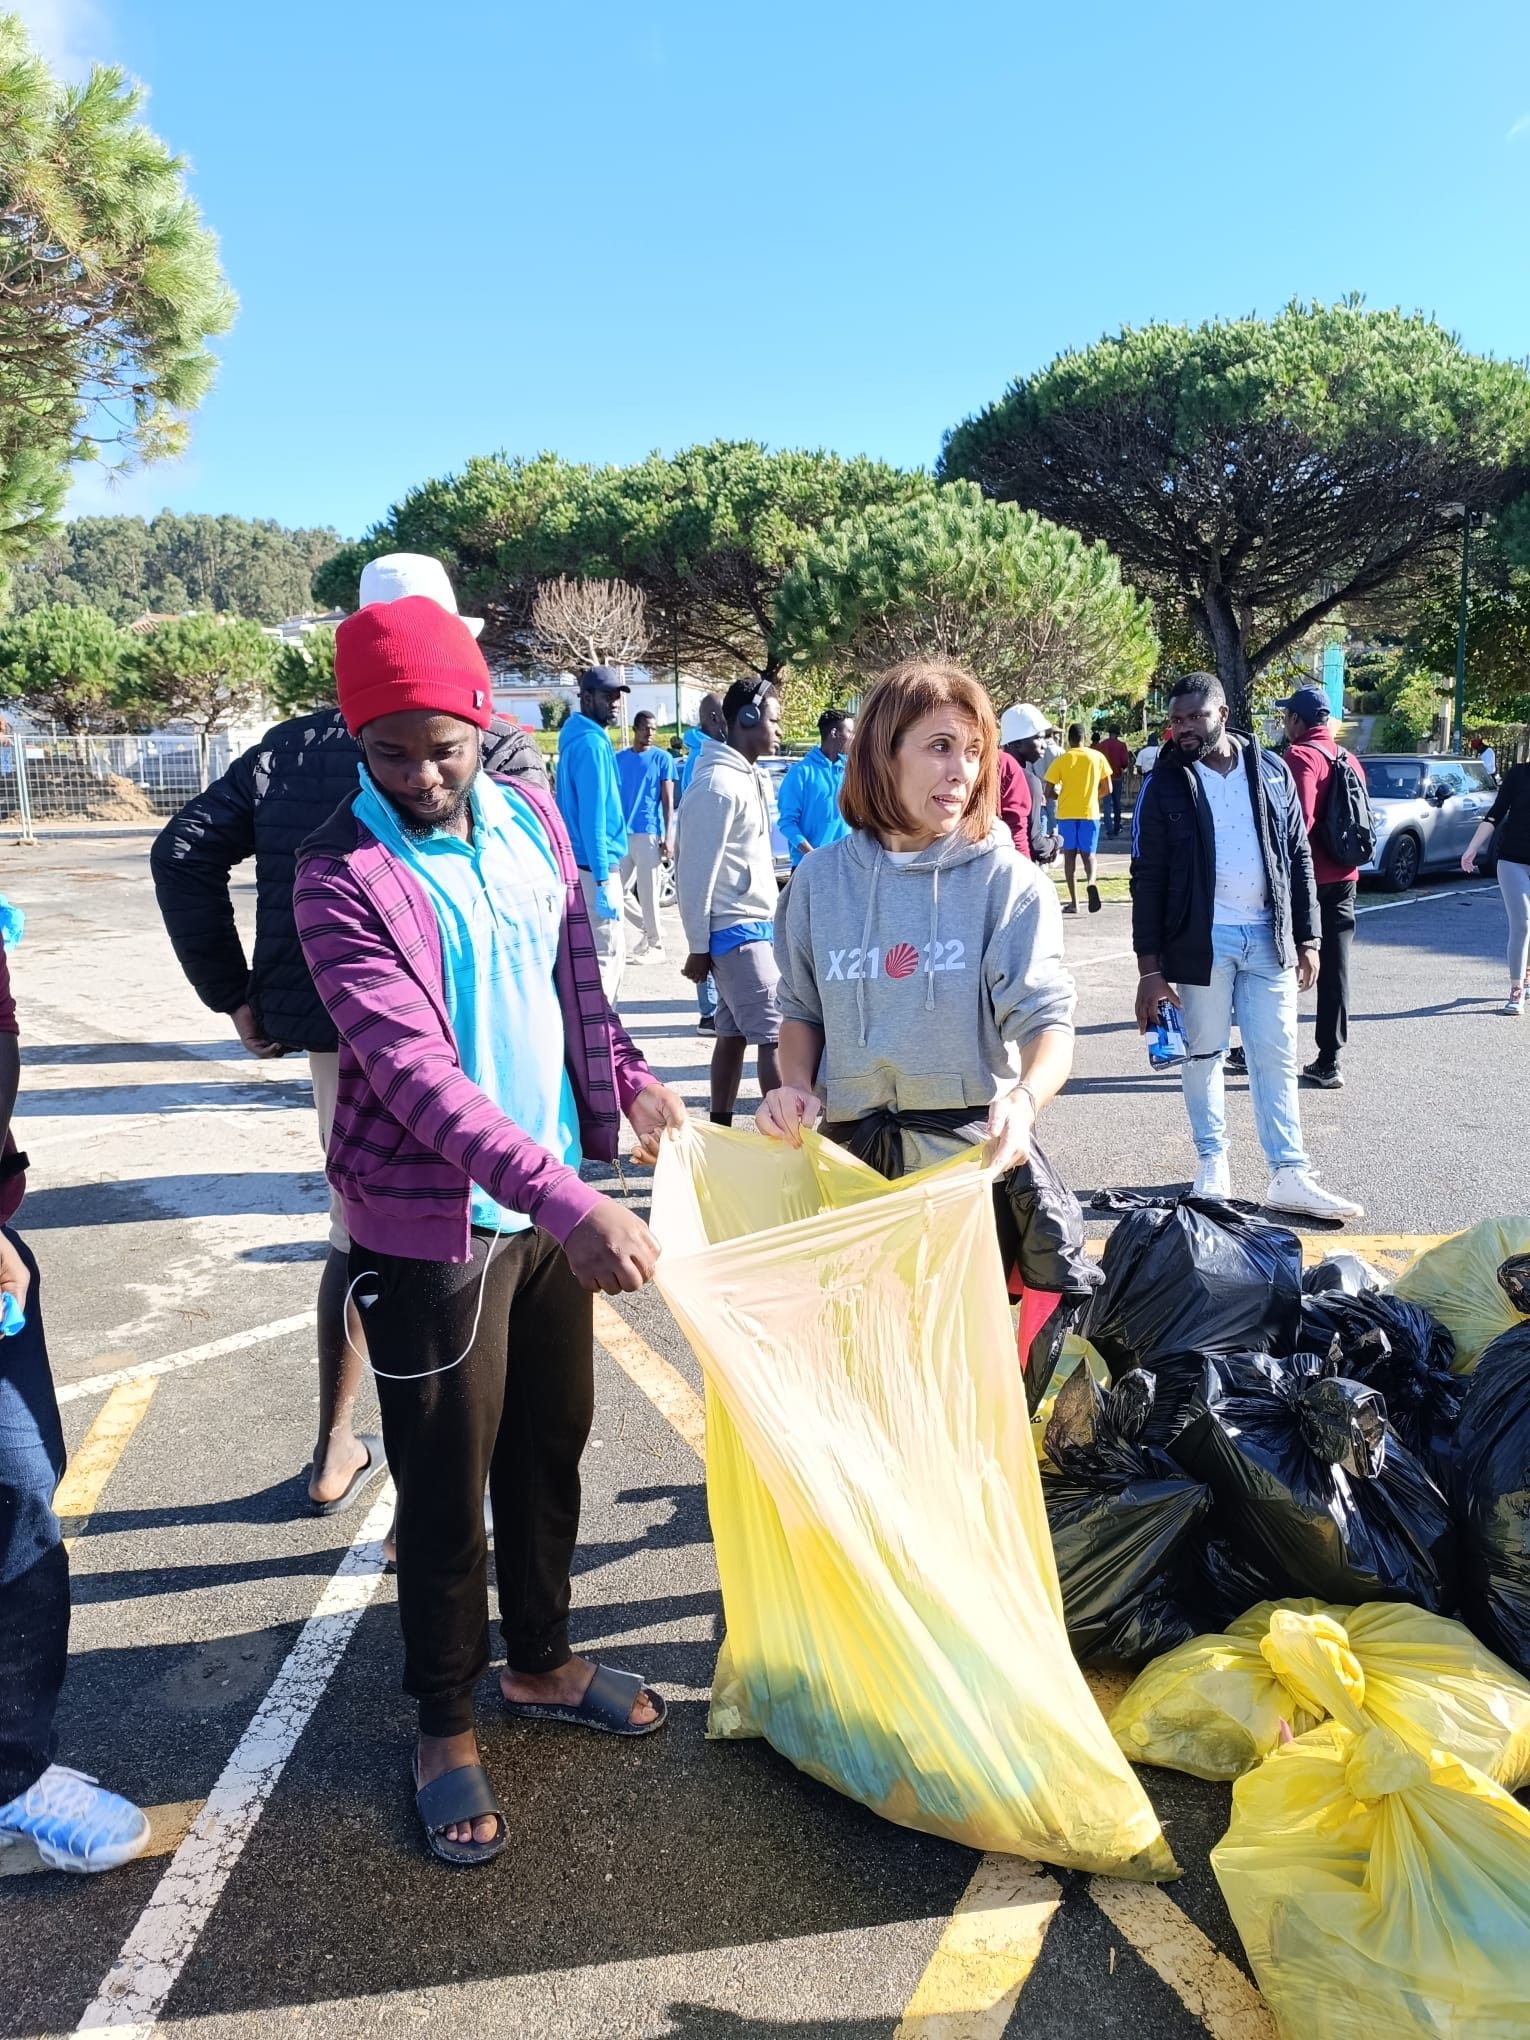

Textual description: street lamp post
[1453,510,1471,758]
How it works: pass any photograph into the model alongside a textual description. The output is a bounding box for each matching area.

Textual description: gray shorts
[711,941,781,1045]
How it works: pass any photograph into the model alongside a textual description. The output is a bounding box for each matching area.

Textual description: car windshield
[1363,760,1424,800]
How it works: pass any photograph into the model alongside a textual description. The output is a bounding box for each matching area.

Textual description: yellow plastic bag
[1212,1611,1530,2040]
[1111,1598,1530,1787]
[1392,1216,1530,1371]
[650,1121,1176,1878]
[1109,1600,1335,1781]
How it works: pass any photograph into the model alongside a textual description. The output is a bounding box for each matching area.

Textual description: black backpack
[1318,750,1376,868]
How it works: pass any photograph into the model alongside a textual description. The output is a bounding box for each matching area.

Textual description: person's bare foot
[499,1655,660,1728]
[306,1432,370,1508]
[415,1730,501,1847]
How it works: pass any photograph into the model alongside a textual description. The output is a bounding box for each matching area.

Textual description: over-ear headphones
[736,679,771,731]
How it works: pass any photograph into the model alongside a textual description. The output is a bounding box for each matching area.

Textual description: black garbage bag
[1196,1534,1284,1631]
[1302,1252,1388,1297]
[1170,1349,1458,1612]
[1040,1366,1213,1665]
[1020,1292,1088,1419]
[1084,1192,1303,1372]
[994,1140,1104,1298]
[1453,1322,1530,1675]
[1297,1289,1463,1476]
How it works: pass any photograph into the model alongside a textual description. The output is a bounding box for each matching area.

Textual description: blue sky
[23,0,1530,542]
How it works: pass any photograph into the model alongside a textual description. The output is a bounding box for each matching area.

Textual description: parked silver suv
[1360,754,1499,891]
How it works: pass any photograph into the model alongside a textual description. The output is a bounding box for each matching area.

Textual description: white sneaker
[1263,1168,1364,1224]
[1192,1155,1231,1199]
[631,937,666,963]
[0,1765,150,1873]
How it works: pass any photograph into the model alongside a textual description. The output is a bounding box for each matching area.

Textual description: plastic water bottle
[1146,999,1186,1071]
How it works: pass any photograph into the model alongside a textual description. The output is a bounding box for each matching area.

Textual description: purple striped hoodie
[294,775,654,1263]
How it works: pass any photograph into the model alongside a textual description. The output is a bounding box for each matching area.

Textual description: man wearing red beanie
[295,596,687,1867]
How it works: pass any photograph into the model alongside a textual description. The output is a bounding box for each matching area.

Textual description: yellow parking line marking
[1082,1230,1445,1270]
[593,1298,706,1458]
[55,1376,158,1549]
[1088,1879,1276,2039]
[1334,1232,1446,1267]
[893,1857,1063,2038]
[0,1798,202,1878]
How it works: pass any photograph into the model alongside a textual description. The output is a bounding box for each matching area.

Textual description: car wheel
[1381,832,1421,892]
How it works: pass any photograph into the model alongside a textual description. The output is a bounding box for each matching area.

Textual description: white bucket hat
[1001,702,1048,744]
[358,553,484,638]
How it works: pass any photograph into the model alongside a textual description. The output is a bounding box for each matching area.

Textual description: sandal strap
[415,1762,502,1835]
[581,1663,645,1730]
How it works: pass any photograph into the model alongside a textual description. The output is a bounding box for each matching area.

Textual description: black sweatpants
[350,1225,593,1738]
[1315,878,1358,1068]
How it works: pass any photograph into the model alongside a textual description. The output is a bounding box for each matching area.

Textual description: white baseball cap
[1001,703,1048,743]
[358,553,484,638]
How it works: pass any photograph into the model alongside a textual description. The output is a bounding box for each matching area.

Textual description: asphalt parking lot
[0,826,1524,2039]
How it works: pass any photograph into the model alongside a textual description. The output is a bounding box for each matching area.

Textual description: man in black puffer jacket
[152,594,547,1517]
[1130,671,1362,1225]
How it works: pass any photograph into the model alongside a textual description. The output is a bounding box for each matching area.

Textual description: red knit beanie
[335,595,494,736]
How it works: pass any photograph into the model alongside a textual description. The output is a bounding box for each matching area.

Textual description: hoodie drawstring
[926,861,941,1012]
[856,849,882,1046]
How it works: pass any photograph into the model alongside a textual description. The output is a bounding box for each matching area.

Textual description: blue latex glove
[0,1291,24,1338]
[0,898,23,950]
[593,889,621,924]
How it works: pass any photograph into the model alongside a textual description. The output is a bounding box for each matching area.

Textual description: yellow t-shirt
[1044,747,1113,822]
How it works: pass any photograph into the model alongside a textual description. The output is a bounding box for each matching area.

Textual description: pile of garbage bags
[650,1123,1176,1877]
[1039,1197,1530,1671]
[1206,1609,1530,2038]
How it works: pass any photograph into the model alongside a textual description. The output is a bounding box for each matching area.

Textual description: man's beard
[392,781,473,836]
[1177,717,1225,760]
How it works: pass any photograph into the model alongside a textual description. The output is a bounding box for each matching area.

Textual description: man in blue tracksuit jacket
[556,665,630,1003]
[776,706,855,866]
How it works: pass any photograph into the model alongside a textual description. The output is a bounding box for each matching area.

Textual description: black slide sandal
[412,1759,507,1867]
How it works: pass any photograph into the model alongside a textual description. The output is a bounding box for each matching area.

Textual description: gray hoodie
[674,740,778,954]
[774,824,1075,1171]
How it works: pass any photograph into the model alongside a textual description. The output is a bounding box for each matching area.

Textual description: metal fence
[0,732,235,836]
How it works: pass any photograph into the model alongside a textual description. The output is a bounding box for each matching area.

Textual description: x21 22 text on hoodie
[774,824,1076,1175]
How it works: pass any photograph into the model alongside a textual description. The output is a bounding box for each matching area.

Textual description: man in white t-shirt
[1130,673,1362,1222]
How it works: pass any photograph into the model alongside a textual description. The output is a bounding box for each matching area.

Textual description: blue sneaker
[0,1764,150,1873]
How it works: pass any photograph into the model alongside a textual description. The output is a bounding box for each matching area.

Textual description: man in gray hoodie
[675,679,783,1122]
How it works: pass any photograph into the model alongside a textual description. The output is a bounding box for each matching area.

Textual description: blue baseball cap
[1274,685,1330,725]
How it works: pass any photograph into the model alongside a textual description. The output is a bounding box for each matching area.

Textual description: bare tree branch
[529,577,649,675]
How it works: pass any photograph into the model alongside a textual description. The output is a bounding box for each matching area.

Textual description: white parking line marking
[74,1486,394,2037]
[1355,885,1485,915]
[55,1314,312,1406]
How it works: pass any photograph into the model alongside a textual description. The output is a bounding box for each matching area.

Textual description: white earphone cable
[346,1218,507,1382]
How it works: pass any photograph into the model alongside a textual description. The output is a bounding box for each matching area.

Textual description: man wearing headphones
[674,678,784,1124]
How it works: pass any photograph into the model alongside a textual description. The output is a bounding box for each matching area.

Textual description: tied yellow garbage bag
[650,1122,1176,1878]
[1110,1601,1335,1781]
[1211,1610,1530,2040]
[1112,1599,1530,1787]
[1392,1216,1530,1371]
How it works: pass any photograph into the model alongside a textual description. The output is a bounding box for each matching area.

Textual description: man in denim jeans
[1130,674,1363,1222]
[0,930,150,1871]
